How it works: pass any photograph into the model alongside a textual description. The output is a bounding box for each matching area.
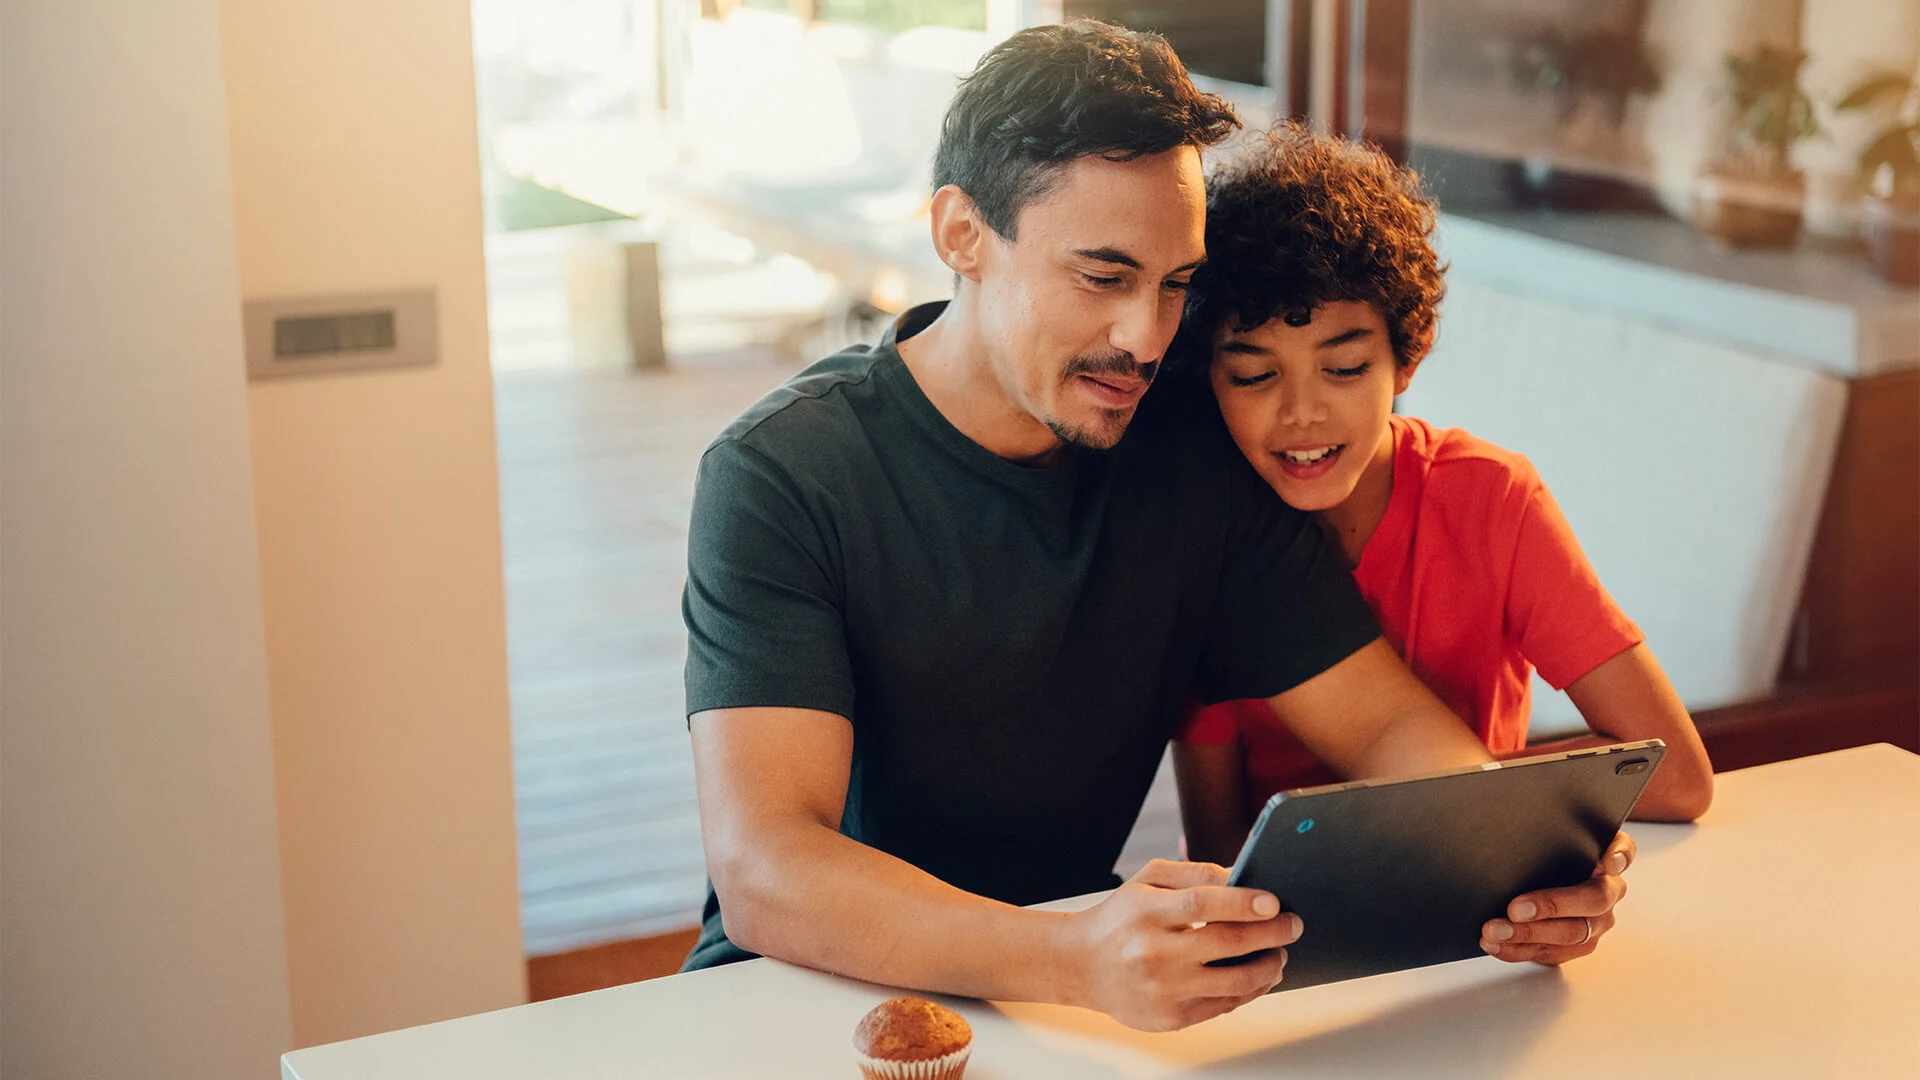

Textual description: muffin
[851,996,973,1080]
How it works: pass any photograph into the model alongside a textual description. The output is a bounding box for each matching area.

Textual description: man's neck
[895,298,1070,466]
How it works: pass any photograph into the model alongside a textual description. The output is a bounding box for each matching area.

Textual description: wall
[1403,275,1847,733]
[219,0,527,1047]
[0,1,295,1075]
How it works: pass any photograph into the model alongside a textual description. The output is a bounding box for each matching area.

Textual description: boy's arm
[692,705,1305,1032]
[1267,638,1637,967]
[1525,644,1713,822]
[1173,738,1253,868]
[1498,478,1712,822]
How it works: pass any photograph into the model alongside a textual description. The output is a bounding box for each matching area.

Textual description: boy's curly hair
[1188,122,1445,368]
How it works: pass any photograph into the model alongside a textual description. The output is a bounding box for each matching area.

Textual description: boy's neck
[1317,423,1397,567]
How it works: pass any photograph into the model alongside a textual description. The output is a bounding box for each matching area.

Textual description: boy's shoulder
[1392,414,1545,510]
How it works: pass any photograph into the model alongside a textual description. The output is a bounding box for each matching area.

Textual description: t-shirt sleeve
[1505,475,1644,690]
[682,439,855,720]
[1194,459,1382,705]
[1173,697,1240,744]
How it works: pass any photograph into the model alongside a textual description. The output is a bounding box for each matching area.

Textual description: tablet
[1219,739,1666,991]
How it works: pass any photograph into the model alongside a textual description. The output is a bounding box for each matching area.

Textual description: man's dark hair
[1187,122,1446,368]
[932,20,1241,240]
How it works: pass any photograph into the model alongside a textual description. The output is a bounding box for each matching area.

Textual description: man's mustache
[1063,351,1160,384]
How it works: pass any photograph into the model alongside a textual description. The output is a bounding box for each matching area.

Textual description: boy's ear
[929,185,989,283]
[1394,358,1422,396]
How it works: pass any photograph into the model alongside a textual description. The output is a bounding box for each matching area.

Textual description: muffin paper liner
[853,1043,971,1080]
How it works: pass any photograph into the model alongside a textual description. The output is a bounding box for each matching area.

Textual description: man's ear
[1394,357,1422,395]
[929,184,990,283]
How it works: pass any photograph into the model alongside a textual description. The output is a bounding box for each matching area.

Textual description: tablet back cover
[1230,742,1663,991]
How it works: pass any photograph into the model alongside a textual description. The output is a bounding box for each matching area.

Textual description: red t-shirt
[1177,415,1643,814]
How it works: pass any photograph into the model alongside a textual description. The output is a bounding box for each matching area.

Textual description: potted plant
[1835,70,1920,285]
[1693,45,1822,248]
[1502,21,1664,210]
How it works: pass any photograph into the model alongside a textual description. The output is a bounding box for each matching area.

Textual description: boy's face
[971,147,1207,450]
[1209,301,1415,511]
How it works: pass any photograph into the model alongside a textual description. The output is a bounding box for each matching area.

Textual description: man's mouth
[1077,373,1148,406]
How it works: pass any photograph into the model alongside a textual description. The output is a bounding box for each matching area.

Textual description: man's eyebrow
[1317,327,1374,348]
[1072,247,1142,270]
[1069,249,1208,274]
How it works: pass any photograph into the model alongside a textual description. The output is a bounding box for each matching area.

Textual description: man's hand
[1481,831,1635,965]
[1064,859,1301,1032]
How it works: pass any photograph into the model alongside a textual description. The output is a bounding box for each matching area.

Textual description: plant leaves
[1836,72,1913,113]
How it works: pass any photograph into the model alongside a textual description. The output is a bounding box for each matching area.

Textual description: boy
[1175,124,1713,868]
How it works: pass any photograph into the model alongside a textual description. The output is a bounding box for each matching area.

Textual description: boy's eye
[1227,371,1275,388]
[1327,362,1372,378]
[1081,273,1122,288]
[1162,279,1193,293]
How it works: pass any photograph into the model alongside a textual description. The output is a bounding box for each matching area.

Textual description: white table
[283,744,1920,1078]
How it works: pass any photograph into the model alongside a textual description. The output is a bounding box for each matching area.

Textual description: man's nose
[1110,290,1173,364]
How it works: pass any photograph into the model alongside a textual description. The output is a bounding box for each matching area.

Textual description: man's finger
[1147,884,1289,929]
[1481,936,1600,966]
[1508,871,1626,923]
[1129,858,1231,892]
[1190,913,1303,961]
[1485,910,1614,949]
[1188,946,1289,999]
[1599,831,1637,876]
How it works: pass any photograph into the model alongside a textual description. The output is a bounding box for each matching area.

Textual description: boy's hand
[1065,859,1301,1032]
[1480,831,1635,965]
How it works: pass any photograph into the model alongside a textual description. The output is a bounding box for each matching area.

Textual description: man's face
[1209,301,1412,511]
[970,147,1207,451]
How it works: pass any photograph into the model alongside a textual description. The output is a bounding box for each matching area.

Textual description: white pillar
[1,1,295,1075]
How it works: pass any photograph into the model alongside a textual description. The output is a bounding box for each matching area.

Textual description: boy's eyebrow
[1071,247,1207,274]
[1317,327,1374,348]
[1218,340,1270,356]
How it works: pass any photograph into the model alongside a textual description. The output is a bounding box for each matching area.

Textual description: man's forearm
[714,821,1088,1005]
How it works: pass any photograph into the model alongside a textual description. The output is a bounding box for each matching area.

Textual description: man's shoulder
[709,344,889,460]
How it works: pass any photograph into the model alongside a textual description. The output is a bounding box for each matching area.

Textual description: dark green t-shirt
[681,303,1378,970]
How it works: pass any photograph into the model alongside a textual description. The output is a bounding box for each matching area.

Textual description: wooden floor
[488,223,1187,961]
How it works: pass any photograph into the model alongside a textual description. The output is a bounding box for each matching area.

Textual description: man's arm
[1264,638,1637,967]
[692,705,1304,1031]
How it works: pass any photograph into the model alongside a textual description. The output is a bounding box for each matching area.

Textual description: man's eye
[1327,363,1372,378]
[1081,273,1122,287]
[1163,279,1193,293]
[1228,372,1275,388]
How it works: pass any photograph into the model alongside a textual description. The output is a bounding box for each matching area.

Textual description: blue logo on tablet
[1297,819,1314,833]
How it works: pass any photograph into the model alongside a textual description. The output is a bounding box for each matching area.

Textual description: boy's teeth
[1282,446,1337,465]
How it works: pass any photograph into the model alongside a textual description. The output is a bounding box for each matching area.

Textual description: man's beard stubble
[1045,349,1160,451]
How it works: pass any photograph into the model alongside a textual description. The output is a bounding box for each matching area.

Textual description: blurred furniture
[1404,212,1918,755]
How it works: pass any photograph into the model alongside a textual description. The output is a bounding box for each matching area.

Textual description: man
[682,21,1633,1033]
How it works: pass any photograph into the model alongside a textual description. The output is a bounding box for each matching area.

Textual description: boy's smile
[1209,300,1416,521]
